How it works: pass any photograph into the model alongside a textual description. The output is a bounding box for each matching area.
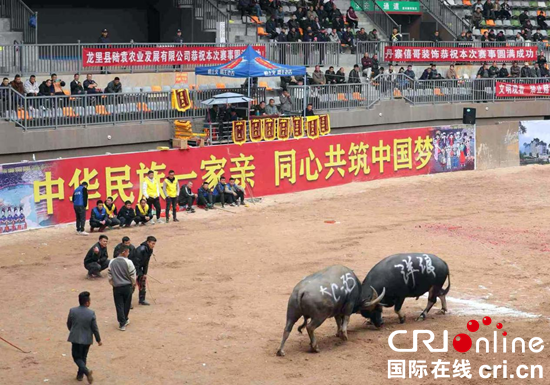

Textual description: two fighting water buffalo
[276,253,451,356]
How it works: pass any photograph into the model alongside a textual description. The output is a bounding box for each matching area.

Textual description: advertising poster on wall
[519,121,550,166]
[0,126,475,233]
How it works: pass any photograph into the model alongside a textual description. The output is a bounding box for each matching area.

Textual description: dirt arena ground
[2,165,550,384]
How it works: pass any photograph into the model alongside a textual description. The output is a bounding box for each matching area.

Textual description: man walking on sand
[108,245,136,331]
[67,291,102,383]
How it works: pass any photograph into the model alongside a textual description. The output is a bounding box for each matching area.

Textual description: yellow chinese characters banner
[277,118,291,141]
[319,114,331,135]
[263,118,276,141]
[232,120,247,146]
[249,119,263,142]
[306,116,320,139]
[292,116,304,139]
[0,126,474,233]
[172,89,191,112]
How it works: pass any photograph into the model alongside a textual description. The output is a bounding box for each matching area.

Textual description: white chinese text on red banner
[384,46,537,62]
[496,81,550,97]
[82,46,266,67]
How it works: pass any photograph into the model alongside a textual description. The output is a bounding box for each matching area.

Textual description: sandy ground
[2,165,550,384]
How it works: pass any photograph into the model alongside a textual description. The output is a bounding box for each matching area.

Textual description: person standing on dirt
[108,245,136,331]
[73,182,89,236]
[130,235,157,306]
[67,291,102,383]
[113,236,135,259]
[142,170,162,224]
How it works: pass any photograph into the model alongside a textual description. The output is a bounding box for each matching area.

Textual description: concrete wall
[0,121,172,164]
[32,8,149,44]
[475,121,519,170]
[326,99,549,133]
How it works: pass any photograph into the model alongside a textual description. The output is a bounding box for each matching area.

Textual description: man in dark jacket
[104,77,121,93]
[488,61,499,77]
[117,200,135,227]
[178,181,196,212]
[519,9,529,26]
[431,31,443,43]
[266,16,278,39]
[496,30,506,42]
[70,74,85,95]
[532,28,544,42]
[67,291,102,383]
[404,64,416,79]
[520,62,532,77]
[129,236,157,306]
[197,182,214,210]
[498,63,509,77]
[9,74,25,95]
[114,236,136,258]
[325,66,337,84]
[73,182,88,236]
[84,235,110,278]
[98,28,110,44]
[348,64,361,84]
[173,29,184,43]
[371,54,380,77]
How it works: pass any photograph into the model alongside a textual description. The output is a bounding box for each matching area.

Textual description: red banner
[0,127,476,232]
[82,45,266,67]
[496,81,550,97]
[384,46,537,62]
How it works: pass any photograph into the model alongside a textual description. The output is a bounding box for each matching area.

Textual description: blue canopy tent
[195,45,308,115]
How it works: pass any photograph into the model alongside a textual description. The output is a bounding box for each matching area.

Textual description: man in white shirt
[141,170,162,224]
[24,75,39,96]
[108,246,136,331]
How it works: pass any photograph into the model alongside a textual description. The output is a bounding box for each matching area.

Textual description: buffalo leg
[438,294,448,315]
[394,298,406,324]
[277,315,300,357]
[417,286,439,321]
[340,315,350,341]
[334,315,343,338]
[297,316,309,334]
[306,316,327,353]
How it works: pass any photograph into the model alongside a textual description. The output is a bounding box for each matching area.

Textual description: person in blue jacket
[197,182,214,210]
[73,182,89,236]
[89,200,112,232]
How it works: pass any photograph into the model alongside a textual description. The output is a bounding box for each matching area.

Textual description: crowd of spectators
[238,0,382,54]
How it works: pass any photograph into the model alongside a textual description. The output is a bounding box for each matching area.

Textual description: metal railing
[418,0,469,39]
[267,42,340,67]
[0,0,37,44]
[2,86,266,130]
[287,82,380,113]
[355,0,401,39]
[0,42,253,75]
[204,0,229,41]
[173,0,193,8]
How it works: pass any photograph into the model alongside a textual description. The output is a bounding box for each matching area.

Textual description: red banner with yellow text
[384,46,537,62]
[0,126,475,233]
[82,45,266,67]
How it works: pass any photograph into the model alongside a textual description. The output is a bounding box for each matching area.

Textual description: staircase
[0,0,37,44]
[174,0,229,41]
[417,0,468,38]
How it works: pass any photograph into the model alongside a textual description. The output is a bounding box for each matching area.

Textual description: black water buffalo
[276,265,385,356]
[360,253,450,326]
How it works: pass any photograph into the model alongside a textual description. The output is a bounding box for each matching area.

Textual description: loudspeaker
[463,108,476,125]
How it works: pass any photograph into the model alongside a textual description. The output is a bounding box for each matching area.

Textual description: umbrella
[201,92,253,106]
